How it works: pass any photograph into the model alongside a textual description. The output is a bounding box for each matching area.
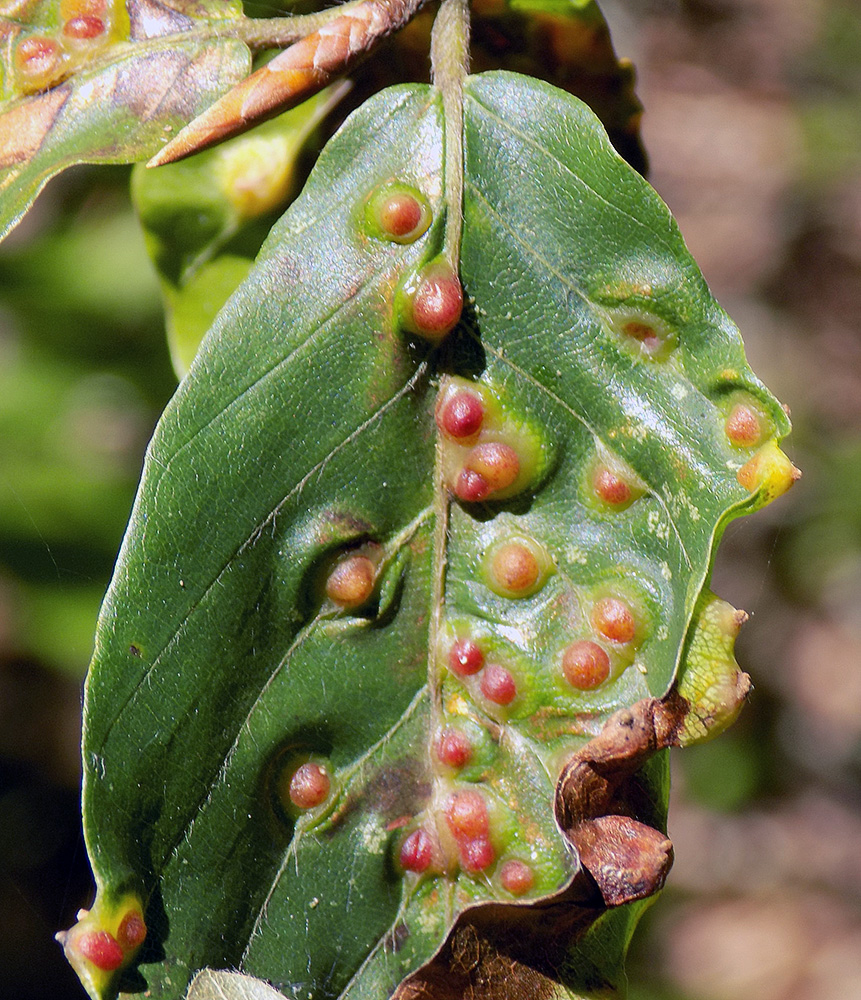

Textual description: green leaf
[0,0,249,240]
[132,83,350,377]
[68,72,793,1000]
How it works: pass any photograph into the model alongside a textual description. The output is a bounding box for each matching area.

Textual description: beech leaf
[67,72,794,1000]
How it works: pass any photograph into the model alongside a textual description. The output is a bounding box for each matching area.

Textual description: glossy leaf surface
[75,72,792,1000]
[0,0,249,240]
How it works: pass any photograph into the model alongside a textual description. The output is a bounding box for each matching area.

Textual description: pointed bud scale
[591,597,636,644]
[435,728,473,769]
[401,261,463,342]
[449,637,485,676]
[436,390,485,441]
[500,859,535,895]
[725,402,763,447]
[445,789,489,841]
[325,554,376,608]
[485,537,553,598]
[116,911,147,951]
[365,183,431,244]
[480,663,517,705]
[400,828,433,873]
[562,640,611,690]
[76,931,124,971]
[461,836,495,873]
[288,762,331,810]
[737,439,800,504]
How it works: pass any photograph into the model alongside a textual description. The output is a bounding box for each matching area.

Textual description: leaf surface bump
[72,72,792,1000]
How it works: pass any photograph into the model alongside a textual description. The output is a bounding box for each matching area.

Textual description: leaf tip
[57,892,146,1000]
[737,439,800,504]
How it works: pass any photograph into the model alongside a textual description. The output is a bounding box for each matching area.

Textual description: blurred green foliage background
[0,0,859,997]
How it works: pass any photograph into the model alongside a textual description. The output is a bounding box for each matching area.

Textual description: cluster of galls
[612,311,799,502]
[55,893,146,997]
[725,393,800,501]
[12,0,123,95]
[561,591,646,690]
[364,181,464,344]
[398,787,536,897]
[435,377,546,504]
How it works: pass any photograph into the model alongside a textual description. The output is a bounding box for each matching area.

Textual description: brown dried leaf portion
[395,698,686,1000]
[396,901,604,1000]
[557,699,681,907]
[0,86,69,169]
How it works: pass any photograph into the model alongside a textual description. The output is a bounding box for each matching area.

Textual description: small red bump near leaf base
[500,859,535,895]
[77,931,124,971]
[435,728,473,769]
[325,554,376,608]
[378,194,427,241]
[445,789,489,840]
[562,640,611,690]
[288,762,331,810]
[436,391,485,441]
[449,637,485,677]
[400,828,433,873]
[454,468,491,502]
[402,261,463,342]
[460,836,495,873]
[365,182,431,244]
[593,467,632,506]
[591,596,636,644]
[725,402,763,447]
[480,663,517,705]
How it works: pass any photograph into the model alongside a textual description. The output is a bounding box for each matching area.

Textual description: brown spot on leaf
[0,87,69,170]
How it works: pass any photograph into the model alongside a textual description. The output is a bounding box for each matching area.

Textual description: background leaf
[0,0,249,240]
[73,72,790,1000]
